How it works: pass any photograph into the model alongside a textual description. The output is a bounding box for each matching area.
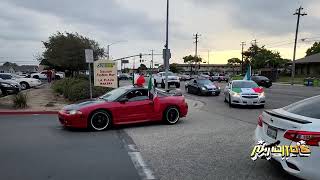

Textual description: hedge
[52,78,112,101]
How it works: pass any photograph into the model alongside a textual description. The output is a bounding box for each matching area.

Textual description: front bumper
[58,110,87,128]
[29,80,42,87]
[201,88,221,95]
[255,127,320,180]
[230,95,265,105]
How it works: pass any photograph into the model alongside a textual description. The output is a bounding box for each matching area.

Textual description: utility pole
[164,0,170,91]
[193,33,201,74]
[151,50,154,69]
[240,42,246,74]
[292,6,307,85]
[207,50,210,64]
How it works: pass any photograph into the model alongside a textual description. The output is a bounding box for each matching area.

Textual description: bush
[12,92,28,108]
[52,78,113,101]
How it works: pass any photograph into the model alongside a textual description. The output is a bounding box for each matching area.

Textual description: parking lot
[0,80,319,180]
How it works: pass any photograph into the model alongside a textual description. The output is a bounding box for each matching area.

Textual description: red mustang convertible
[58,85,188,131]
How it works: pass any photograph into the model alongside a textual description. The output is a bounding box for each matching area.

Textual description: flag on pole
[243,64,252,80]
[133,73,145,86]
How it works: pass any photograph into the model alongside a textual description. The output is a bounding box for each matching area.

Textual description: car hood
[231,87,263,94]
[203,84,217,89]
[0,79,19,85]
[63,99,106,111]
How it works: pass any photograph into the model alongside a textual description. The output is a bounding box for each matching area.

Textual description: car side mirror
[119,97,129,103]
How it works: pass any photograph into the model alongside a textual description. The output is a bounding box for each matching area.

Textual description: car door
[116,89,155,123]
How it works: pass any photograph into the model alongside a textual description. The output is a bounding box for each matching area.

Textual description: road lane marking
[117,130,156,180]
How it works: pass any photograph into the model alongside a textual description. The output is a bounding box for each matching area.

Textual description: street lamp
[106,41,127,59]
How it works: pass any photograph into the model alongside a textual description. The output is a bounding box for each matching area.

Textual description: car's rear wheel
[164,106,180,124]
[20,82,30,90]
[89,110,111,131]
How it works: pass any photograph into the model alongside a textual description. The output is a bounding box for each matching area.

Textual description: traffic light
[139,53,142,59]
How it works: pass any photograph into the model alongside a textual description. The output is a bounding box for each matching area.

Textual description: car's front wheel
[89,110,111,131]
[161,80,165,88]
[20,82,30,90]
[228,95,233,107]
[164,106,180,124]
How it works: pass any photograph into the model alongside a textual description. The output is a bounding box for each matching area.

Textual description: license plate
[267,126,277,139]
[247,100,253,105]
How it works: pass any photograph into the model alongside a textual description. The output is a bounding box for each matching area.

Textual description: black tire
[224,96,227,102]
[175,83,180,88]
[154,80,157,87]
[88,110,111,131]
[197,88,202,96]
[55,75,61,80]
[163,106,180,124]
[161,80,165,88]
[20,82,30,90]
[33,75,39,79]
[215,92,220,96]
[1,89,8,96]
[228,95,233,107]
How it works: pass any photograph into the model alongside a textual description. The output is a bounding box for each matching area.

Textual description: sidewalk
[0,83,68,114]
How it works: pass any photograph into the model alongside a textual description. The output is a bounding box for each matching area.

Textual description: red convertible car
[58,85,188,131]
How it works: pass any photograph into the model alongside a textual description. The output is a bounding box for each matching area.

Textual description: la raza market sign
[94,60,118,88]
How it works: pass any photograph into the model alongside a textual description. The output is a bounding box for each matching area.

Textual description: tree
[169,63,183,73]
[183,55,202,74]
[2,62,18,67]
[243,44,286,69]
[306,42,320,57]
[39,32,104,73]
[227,58,241,74]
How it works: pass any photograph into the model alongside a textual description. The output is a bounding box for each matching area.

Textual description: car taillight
[284,130,320,146]
[258,114,263,127]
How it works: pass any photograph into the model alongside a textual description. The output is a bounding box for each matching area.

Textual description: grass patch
[12,92,28,108]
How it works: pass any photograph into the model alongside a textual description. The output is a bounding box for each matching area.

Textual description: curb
[0,111,58,115]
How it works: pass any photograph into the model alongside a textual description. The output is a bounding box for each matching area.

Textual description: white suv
[0,73,41,90]
[154,72,180,88]
[31,71,64,80]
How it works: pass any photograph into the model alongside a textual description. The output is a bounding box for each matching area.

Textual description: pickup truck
[210,74,229,82]
[154,72,180,88]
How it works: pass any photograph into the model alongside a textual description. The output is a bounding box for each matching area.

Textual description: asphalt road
[124,81,320,180]
[1,81,319,180]
[0,115,140,180]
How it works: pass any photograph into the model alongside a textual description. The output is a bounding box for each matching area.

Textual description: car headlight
[201,87,207,91]
[230,91,240,97]
[67,110,82,115]
[259,92,265,97]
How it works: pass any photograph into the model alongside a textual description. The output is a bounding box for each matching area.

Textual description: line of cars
[0,73,42,96]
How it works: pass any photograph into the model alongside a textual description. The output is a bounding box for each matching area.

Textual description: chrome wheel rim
[166,108,179,124]
[91,112,109,131]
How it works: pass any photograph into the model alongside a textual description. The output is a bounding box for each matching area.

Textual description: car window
[283,96,320,119]
[100,88,128,101]
[0,74,11,80]
[41,72,46,74]
[198,79,212,85]
[193,80,197,84]
[125,89,149,102]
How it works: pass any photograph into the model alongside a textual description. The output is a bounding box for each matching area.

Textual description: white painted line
[128,149,156,180]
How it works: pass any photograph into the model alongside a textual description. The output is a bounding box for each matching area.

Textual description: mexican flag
[133,73,145,86]
[147,74,160,112]
[243,64,251,80]
[232,87,264,94]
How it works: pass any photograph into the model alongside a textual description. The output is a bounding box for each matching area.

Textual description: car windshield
[99,88,128,101]
[11,74,23,78]
[232,81,258,88]
[255,76,269,80]
[283,95,320,119]
[198,79,212,85]
[162,72,174,76]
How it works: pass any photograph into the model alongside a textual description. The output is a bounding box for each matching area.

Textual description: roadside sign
[121,59,129,64]
[85,49,94,63]
[94,60,118,88]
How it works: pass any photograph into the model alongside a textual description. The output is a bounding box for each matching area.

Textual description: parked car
[0,78,21,95]
[31,71,64,80]
[58,85,188,131]
[0,73,42,90]
[154,72,180,88]
[255,95,320,180]
[224,80,265,107]
[185,78,220,96]
[118,73,131,80]
[211,73,229,82]
[251,75,272,88]
[179,74,191,81]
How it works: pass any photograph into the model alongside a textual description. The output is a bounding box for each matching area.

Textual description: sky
[0,0,320,68]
